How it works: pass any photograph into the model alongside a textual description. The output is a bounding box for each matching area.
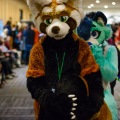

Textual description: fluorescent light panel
[96,0,100,3]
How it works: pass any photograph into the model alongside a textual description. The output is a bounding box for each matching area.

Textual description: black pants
[1,58,13,75]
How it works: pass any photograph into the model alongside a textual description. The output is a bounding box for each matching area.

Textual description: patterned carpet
[0,66,34,120]
[0,65,120,120]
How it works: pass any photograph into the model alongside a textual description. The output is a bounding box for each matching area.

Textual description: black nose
[52,26,60,34]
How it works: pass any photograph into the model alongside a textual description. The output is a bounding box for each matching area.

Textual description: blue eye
[91,30,101,39]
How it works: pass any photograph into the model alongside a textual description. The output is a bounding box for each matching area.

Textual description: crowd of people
[0,20,41,88]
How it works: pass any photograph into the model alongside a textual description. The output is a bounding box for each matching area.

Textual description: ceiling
[23,0,120,9]
[82,0,120,9]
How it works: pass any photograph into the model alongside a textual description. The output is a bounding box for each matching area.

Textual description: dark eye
[59,16,69,22]
[91,30,101,39]
[44,19,52,25]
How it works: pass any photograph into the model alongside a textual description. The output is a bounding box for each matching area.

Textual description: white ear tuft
[26,0,52,19]
[26,0,41,19]
[79,8,85,19]
[71,0,84,18]
[66,0,84,19]
[57,0,68,4]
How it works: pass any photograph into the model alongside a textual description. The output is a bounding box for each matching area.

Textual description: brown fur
[51,26,60,34]
[40,23,47,33]
[66,17,77,30]
[26,34,99,78]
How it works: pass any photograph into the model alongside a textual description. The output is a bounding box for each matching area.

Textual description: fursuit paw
[91,45,103,59]
[68,94,77,120]
[39,93,77,120]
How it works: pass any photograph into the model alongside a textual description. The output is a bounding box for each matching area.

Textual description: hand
[54,93,77,120]
[41,92,77,120]
[91,45,103,59]
[68,94,77,120]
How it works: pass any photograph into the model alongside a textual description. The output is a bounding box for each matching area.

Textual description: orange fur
[37,4,76,20]
[26,34,99,78]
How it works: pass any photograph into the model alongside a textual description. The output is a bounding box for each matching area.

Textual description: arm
[26,43,50,103]
[91,45,118,82]
[27,76,49,100]
[78,39,104,119]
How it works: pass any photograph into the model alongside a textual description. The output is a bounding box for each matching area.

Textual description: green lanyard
[56,52,66,80]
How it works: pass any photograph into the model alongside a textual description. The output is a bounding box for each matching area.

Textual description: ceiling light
[96,0,100,3]
[104,5,108,8]
[90,4,94,7]
[112,2,116,5]
[88,6,91,9]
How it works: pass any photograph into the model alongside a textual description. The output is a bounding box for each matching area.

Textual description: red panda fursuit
[26,0,112,120]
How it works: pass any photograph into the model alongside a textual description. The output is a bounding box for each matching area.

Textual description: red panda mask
[27,0,84,40]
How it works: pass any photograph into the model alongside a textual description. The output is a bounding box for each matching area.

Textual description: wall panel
[0,0,30,25]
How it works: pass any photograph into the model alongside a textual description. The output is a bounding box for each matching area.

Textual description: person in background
[0,28,8,40]
[114,22,120,48]
[23,22,35,64]
[12,24,18,49]
[109,24,120,95]
[31,22,40,44]
[4,21,12,37]
[20,23,28,64]
[0,38,16,82]
[4,21,13,49]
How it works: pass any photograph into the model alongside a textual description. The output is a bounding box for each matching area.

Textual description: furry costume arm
[78,39,100,77]
[77,39,104,119]
[26,43,47,100]
[91,45,118,82]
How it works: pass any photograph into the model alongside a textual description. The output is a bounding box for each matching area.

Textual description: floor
[0,66,120,120]
[0,66,34,120]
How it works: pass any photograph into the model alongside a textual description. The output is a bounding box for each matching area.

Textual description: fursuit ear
[92,11,107,26]
[26,0,51,18]
[67,0,84,19]
[72,0,84,19]
[26,0,43,19]
[27,0,84,20]
[104,26,113,40]
[77,17,92,40]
